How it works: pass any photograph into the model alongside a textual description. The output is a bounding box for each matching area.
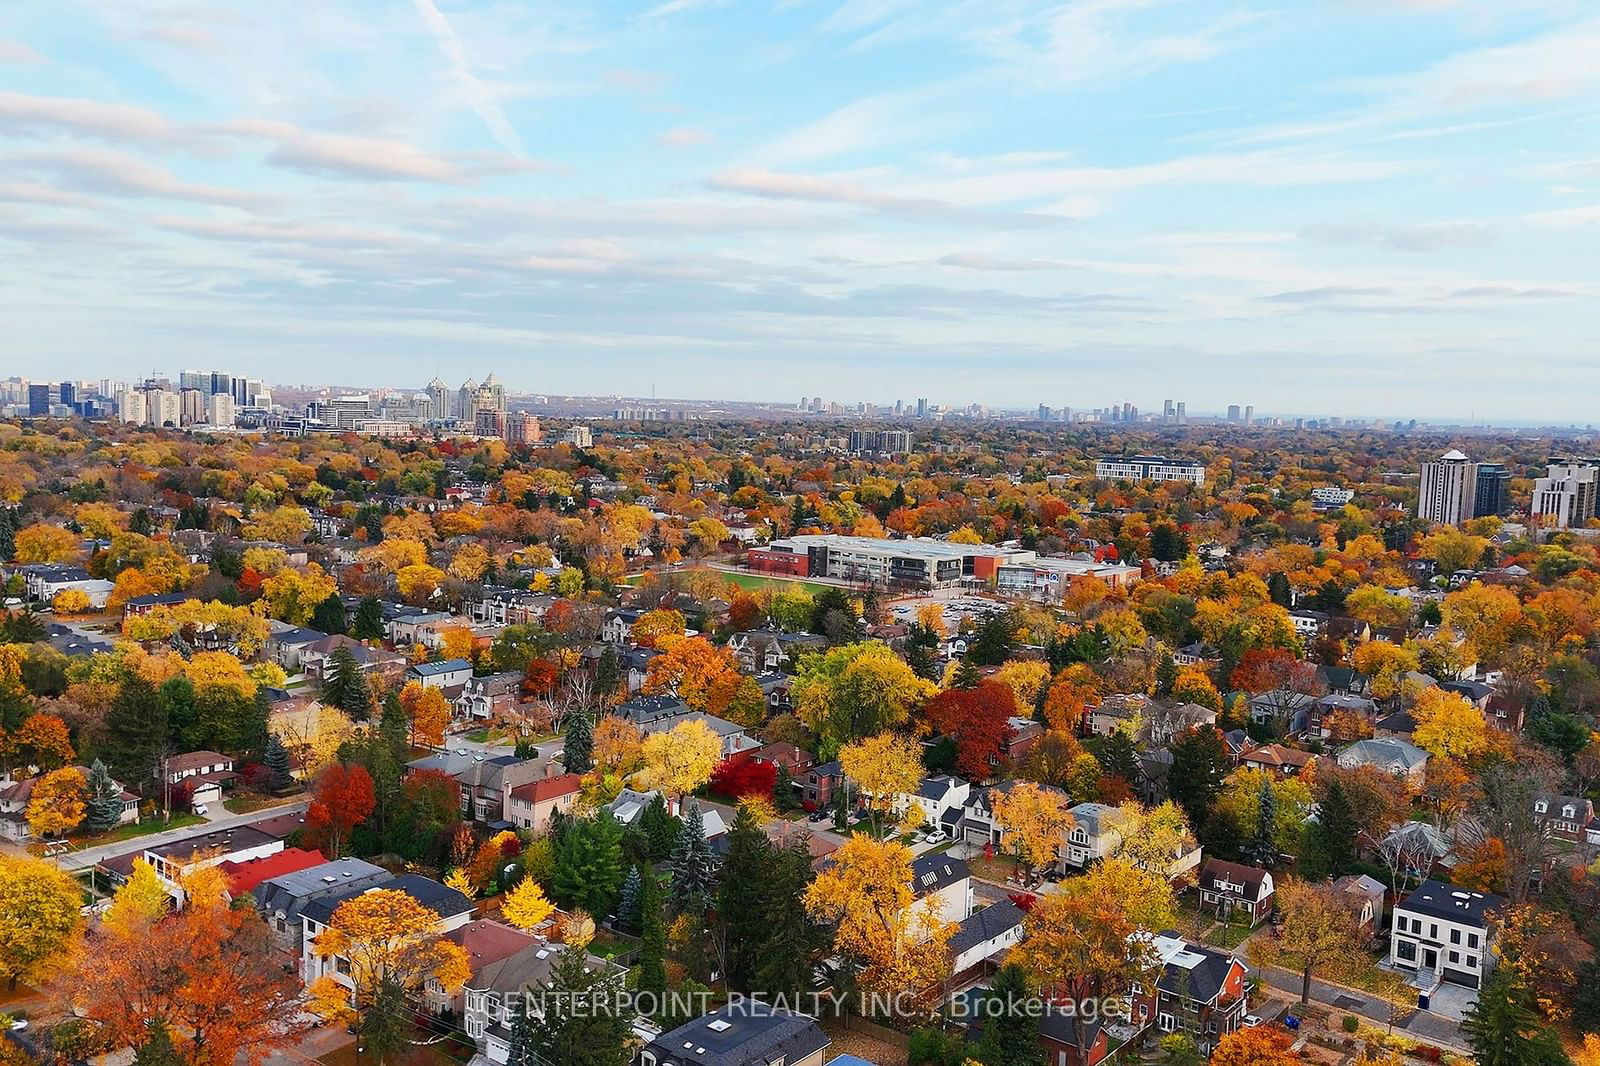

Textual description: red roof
[509,773,584,805]
[218,847,327,894]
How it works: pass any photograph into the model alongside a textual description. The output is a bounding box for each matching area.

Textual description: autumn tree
[593,715,644,776]
[1493,903,1591,1022]
[922,679,1018,781]
[73,880,304,1066]
[838,731,924,834]
[1116,800,1198,883]
[1009,858,1176,1051]
[1463,965,1572,1066]
[631,608,686,649]
[26,765,86,837]
[639,718,721,801]
[791,641,934,757]
[642,634,740,713]
[305,763,376,858]
[7,711,74,772]
[398,680,451,747]
[989,781,1073,881]
[805,834,952,1016]
[502,877,556,932]
[103,859,169,940]
[0,855,82,990]
[1412,687,1490,762]
[13,523,81,564]
[1250,879,1366,1004]
[309,889,471,1059]
[1210,1025,1300,1066]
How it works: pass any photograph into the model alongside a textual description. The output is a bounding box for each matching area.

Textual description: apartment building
[1531,458,1599,529]
[746,533,1026,587]
[1093,455,1206,485]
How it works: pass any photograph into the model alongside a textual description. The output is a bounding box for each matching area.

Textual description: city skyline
[3,3,1600,418]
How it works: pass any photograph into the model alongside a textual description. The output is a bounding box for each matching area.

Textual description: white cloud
[0,91,190,146]
[0,39,43,64]
[657,127,714,147]
[410,0,528,157]
[7,146,264,208]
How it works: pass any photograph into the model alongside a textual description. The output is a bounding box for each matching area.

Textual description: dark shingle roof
[642,1005,829,1066]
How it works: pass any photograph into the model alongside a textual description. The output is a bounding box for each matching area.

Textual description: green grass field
[714,571,835,596]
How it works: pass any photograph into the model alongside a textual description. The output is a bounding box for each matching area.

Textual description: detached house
[638,1004,831,1066]
[1337,737,1429,783]
[1064,802,1128,869]
[1134,933,1251,1056]
[1388,879,1503,991]
[506,773,583,834]
[1533,794,1600,846]
[301,874,474,993]
[1196,859,1275,925]
[454,671,523,720]
[1237,743,1315,777]
[406,658,474,692]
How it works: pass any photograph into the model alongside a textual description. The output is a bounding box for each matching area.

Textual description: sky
[2,1,1599,421]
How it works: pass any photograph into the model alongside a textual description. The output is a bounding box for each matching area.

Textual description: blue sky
[2,1,1598,420]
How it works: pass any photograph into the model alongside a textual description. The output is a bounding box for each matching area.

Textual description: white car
[192,803,208,816]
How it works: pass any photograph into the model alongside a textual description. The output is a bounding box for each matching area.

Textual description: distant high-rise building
[504,412,541,445]
[426,378,450,421]
[848,430,913,455]
[893,400,904,417]
[1244,405,1254,426]
[1175,401,1186,424]
[27,383,51,416]
[207,392,236,427]
[1473,463,1511,518]
[563,425,594,448]
[1418,450,1478,526]
[179,388,206,426]
[58,382,76,411]
[457,379,480,425]
[1531,459,1600,530]
[1227,404,1241,422]
[916,398,928,418]
[475,407,506,438]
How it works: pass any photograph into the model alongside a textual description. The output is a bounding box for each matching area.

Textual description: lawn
[224,793,302,815]
[60,813,206,850]
[714,571,836,597]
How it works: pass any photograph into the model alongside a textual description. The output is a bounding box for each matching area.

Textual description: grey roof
[1153,932,1242,1004]
[917,774,965,801]
[642,1005,829,1066]
[1067,801,1125,837]
[254,858,391,921]
[301,873,473,926]
[1337,737,1428,773]
[409,658,473,676]
[1398,879,1503,928]
[910,853,969,896]
[948,900,1024,956]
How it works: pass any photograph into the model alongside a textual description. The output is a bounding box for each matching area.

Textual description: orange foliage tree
[398,680,452,747]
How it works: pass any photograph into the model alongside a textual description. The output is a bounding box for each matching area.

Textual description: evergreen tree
[1572,959,1600,1034]
[669,799,714,911]
[104,675,167,789]
[351,596,385,641]
[263,734,292,790]
[977,963,1042,1066]
[84,759,126,833]
[504,987,539,1066]
[160,676,199,752]
[133,1020,183,1066]
[595,646,621,697]
[1462,967,1572,1066]
[323,646,372,718]
[904,632,941,683]
[639,794,680,862]
[751,834,815,1000]
[772,762,799,812]
[636,867,667,1014]
[310,595,347,635]
[378,690,410,762]
[1096,730,1140,784]
[530,946,632,1066]
[967,610,1017,666]
[1266,572,1292,607]
[551,812,625,917]
[950,660,983,690]
[1155,653,1179,698]
[1167,727,1227,833]
[1245,779,1278,867]
[359,978,411,1065]
[717,806,769,991]
[0,510,16,564]
[563,712,594,774]
[1302,779,1358,877]
[616,865,643,934]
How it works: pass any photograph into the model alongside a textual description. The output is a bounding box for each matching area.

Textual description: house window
[1449,951,1460,965]
[1467,955,1477,969]
[1397,941,1416,962]
[1159,1014,1175,1032]
[1429,923,1438,940]
[1468,933,1479,948]
[466,1018,485,1039]
[1450,930,1460,944]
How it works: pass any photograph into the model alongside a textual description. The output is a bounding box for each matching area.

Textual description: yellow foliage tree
[395,563,447,604]
[639,719,722,800]
[991,659,1051,709]
[989,781,1073,879]
[1412,687,1490,762]
[103,859,170,939]
[501,878,555,931]
[259,564,338,625]
[26,767,87,838]
[0,855,83,989]
[13,523,81,564]
[838,732,926,834]
[804,835,952,1015]
[593,716,644,775]
[51,588,92,615]
[631,608,687,649]
[242,505,312,544]
[310,889,470,1019]
[398,681,452,747]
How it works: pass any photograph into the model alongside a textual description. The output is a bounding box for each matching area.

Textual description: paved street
[1253,964,1471,1054]
[53,801,309,873]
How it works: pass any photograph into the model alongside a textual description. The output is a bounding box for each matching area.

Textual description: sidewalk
[1252,963,1472,1055]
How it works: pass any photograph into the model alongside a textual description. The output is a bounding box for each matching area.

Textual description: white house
[911,853,973,929]
[406,658,474,690]
[1388,879,1503,991]
[301,874,475,993]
